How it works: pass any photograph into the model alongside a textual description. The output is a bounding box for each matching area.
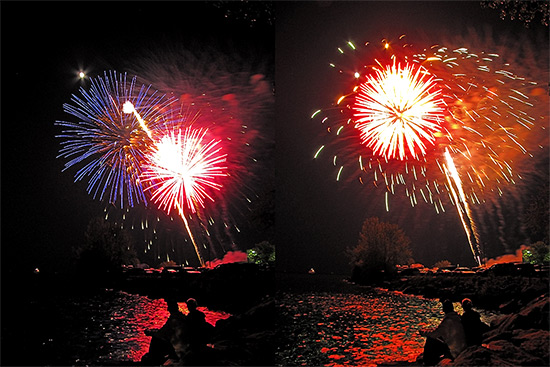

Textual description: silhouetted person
[418,299,467,365]
[179,298,215,365]
[185,298,214,349]
[461,298,488,346]
[141,299,184,365]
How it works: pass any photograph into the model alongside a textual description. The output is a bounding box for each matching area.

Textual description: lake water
[275,274,499,366]
[2,281,230,366]
[3,273,499,366]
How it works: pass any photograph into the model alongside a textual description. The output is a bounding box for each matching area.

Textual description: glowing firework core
[142,128,227,214]
[353,61,446,160]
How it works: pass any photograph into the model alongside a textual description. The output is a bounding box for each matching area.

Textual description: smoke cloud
[206,250,248,268]
[485,245,529,267]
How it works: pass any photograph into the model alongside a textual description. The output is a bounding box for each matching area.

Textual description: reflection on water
[276,286,499,366]
[102,291,231,363]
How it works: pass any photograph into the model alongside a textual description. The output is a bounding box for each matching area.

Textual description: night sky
[2,1,548,277]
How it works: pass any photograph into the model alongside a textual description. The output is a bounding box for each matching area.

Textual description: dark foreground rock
[444,294,549,366]
[159,298,275,366]
[119,263,275,314]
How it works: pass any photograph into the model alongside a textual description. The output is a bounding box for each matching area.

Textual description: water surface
[275,274,499,366]
[3,285,230,365]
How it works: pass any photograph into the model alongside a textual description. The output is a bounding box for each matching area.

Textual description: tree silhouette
[75,217,138,274]
[247,241,275,268]
[348,217,413,283]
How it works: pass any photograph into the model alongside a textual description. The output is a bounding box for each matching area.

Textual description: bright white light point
[354,72,360,78]
[122,101,135,114]
[78,71,86,79]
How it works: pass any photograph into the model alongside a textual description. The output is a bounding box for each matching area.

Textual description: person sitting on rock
[460,298,488,346]
[177,298,216,365]
[141,299,185,365]
[184,298,214,350]
[418,299,467,365]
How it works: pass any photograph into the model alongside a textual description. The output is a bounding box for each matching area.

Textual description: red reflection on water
[279,292,441,366]
[107,294,230,363]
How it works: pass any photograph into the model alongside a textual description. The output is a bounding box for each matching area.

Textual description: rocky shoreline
[450,293,549,366]
[375,274,549,366]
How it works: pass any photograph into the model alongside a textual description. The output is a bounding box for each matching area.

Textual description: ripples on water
[102,291,230,363]
[276,280,499,366]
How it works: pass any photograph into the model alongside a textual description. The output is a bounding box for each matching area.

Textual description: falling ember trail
[123,101,153,139]
[443,149,482,266]
[177,202,204,267]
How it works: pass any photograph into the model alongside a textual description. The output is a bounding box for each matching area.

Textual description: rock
[208,299,275,366]
[517,293,548,329]
[437,357,453,366]
[486,340,545,366]
[450,345,514,366]
[499,299,520,314]
[483,329,513,343]
[490,294,548,334]
[511,329,550,362]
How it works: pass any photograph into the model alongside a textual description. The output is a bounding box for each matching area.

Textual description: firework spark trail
[56,71,175,208]
[443,149,482,265]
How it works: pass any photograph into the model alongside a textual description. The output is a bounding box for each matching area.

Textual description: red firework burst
[140,127,227,215]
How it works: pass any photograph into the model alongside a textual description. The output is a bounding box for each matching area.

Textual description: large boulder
[453,295,549,366]
[491,294,548,334]
[449,345,514,366]
[511,329,550,363]
[485,339,545,366]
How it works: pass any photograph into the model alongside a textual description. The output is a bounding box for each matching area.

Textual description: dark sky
[1,1,548,276]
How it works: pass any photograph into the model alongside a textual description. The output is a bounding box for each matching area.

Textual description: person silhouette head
[166,299,180,316]
[186,298,198,312]
[461,298,473,311]
[442,299,454,314]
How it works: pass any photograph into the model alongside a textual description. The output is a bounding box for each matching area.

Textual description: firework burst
[354,60,446,161]
[313,36,545,213]
[141,127,227,215]
[56,71,175,208]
